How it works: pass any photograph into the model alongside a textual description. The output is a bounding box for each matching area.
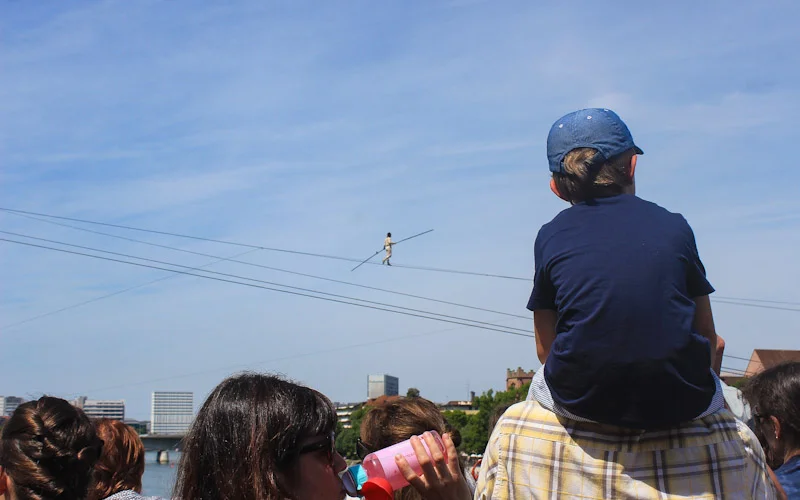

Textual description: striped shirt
[103,491,166,500]
[474,400,778,500]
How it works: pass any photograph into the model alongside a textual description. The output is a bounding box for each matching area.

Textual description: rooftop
[750,349,800,372]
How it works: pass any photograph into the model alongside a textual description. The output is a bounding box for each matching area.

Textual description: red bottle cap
[360,478,393,500]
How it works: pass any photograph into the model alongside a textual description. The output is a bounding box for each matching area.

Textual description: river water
[141,451,179,498]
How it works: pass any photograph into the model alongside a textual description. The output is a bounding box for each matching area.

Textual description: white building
[72,397,125,420]
[367,374,399,399]
[335,402,362,429]
[151,392,193,435]
[1,396,25,417]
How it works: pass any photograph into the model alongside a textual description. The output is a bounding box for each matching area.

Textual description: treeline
[335,382,531,458]
[443,382,530,454]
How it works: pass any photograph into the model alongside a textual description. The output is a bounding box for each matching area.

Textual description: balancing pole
[350,229,434,272]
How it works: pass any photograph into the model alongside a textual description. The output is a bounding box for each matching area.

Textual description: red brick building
[745,349,800,376]
[506,367,535,390]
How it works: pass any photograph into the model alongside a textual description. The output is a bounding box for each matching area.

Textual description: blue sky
[1,0,799,420]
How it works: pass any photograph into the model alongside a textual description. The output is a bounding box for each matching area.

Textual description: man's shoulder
[494,403,755,452]
[493,400,575,443]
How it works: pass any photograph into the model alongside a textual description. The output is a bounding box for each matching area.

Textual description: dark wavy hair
[174,372,337,500]
[741,362,800,469]
[0,396,103,500]
[88,419,145,500]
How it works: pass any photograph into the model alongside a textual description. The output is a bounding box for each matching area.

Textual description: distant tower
[151,391,193,435]
[367,374,399,399]
[506,367,535,390]
[0,396,25,417]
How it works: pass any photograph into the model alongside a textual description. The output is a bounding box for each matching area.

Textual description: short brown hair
[552,147,636,204]
[89,419,145,500]
[360,398,458,500]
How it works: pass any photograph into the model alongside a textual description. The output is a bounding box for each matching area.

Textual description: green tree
[732,378,750,390]
[336,406,369,459]
[443,409,469,430]
[337,382,532,458]
[406,387,421,398]
[443,382,531,455]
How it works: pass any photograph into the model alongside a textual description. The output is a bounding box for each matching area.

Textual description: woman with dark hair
[742,362,800,497]
[174,372,347,500]
[89,419,163,500]
[0,396,103,500]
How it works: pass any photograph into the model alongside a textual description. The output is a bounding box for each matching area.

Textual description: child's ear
[629,154,638,180]
[549,178,569,202]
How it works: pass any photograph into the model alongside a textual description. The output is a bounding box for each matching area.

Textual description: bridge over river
[139,434,185,461]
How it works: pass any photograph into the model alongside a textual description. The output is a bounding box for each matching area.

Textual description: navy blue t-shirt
[528,194,717,429]
[776,456,800,499]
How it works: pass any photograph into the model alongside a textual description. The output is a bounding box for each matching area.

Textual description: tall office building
[1,396,25,417]
[72,396,125,420]
[367,374,399,399]
[151,392,193,435]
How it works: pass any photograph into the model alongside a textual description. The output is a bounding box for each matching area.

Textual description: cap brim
[634,146,644,155]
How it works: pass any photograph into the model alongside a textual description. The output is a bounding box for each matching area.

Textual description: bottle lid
[342,464,369,497]
[352,464,369,488]
[360,477,393,500]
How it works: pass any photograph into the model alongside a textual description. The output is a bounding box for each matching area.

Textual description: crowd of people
[1,365,797,500]
[1,108,798,499]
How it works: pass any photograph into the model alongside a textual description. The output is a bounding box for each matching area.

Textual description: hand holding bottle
[394,432,472,500]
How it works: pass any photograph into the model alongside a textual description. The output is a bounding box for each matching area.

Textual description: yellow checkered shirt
[474,400,777,499]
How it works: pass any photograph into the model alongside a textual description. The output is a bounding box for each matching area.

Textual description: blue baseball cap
[547,108,643,174]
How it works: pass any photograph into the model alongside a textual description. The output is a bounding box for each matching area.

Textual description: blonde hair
[553,147,635,203]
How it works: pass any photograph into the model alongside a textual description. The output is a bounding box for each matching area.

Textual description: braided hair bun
[0,396,103,500]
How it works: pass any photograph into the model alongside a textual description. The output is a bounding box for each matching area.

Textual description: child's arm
[693,295,718,370]
[682,220,717,370]
[713,334,725,376]
[533,309,558,364]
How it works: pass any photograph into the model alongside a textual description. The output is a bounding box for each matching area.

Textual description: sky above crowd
[2,0,799,419]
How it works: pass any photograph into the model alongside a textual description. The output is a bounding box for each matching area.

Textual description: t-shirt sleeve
[684,220,715,298]
[527,232,557,311]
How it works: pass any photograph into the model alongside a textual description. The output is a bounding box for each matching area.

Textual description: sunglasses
[296,431,337,464]
[356,437,373,461]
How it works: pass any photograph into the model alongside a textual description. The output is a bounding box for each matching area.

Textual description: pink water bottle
[362,431,446,492]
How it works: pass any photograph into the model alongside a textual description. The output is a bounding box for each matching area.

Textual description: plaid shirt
[474,401,777,500]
